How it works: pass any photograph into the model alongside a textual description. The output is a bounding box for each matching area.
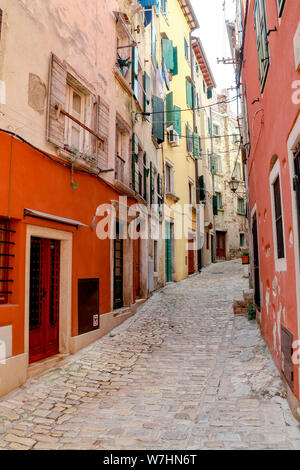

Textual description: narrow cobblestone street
[0,260,299,450]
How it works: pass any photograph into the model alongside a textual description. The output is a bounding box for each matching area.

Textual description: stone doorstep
[27,354,70,379]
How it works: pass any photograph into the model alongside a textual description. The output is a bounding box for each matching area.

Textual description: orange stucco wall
[0,131,130,356]
[242,0,300,397]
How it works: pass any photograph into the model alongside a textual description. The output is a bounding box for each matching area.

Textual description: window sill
[113,68,134,97]
[166,192,180,203]
[57,149,100,174]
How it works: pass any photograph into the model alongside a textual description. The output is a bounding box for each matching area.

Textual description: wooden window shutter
[97,97,109,170]
[143,152,149,201]
[143,72,151,121]
[199,176,206,204]
[186,123,190,152]
[186,80,193,108]
[207,86,212,100]
[173,105,181,137]
[171,47,178,76]
[166,92,174,129]
[162,38,174,70]
[213,195,218,215]
[158,173,163,206]
[132,133,139,192]
[150,161,154,205]
[152,95,164,144]
[47,54,67,148]
[193,132,199,157]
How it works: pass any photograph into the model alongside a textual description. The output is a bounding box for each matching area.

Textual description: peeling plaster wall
[242,0,300,398]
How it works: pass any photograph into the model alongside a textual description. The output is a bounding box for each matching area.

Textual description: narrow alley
[0,260,299,450]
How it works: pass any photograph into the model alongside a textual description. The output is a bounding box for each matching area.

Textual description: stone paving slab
[0,259,299,450]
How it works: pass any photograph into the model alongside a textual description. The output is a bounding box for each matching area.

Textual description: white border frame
[269,159,287,272]
[25,225,73,364]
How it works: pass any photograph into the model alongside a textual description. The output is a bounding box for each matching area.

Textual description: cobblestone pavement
[0,259,300,450]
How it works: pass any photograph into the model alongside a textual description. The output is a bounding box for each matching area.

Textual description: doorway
[29,237,60,363]
[216,231,226,260]
[188,236,195,274]
[165,222,172,282]
[113,222,123,310]
[252,214,261,309]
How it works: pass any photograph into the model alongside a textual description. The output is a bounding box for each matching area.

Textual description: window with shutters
[184,37,189,61]
[161,0,167,18]
[165,161,174,195]
[186,123,193,155]
[270,159,286,270]
[273,176,284,259]
[188,180,195,207]
[277,0,286,17]
[186,79,194,109]
[213,124,220,136]
[115,120,129,184]
[254,0,270,92]
[48,54,108,170]
[65,85,86,153]
[216,192,223,211]
[115,12,133,85]
[237,197,245,215]
[152,95,164,144]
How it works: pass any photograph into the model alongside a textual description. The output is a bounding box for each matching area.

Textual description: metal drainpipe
[190,32,202,272]
[210,105,216,263]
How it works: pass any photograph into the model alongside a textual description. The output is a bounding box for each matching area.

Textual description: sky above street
[190,0,237,93]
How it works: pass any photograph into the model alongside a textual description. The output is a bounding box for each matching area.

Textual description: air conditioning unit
[168,129,180,146]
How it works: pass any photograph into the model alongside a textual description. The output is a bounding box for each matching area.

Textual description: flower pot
[242,255,249,265]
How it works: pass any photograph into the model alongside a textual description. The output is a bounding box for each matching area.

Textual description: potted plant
[241,251,250,264]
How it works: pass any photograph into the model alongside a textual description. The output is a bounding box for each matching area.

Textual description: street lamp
[229,177,240,193]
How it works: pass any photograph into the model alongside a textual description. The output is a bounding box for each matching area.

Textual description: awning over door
[24,209,87,228]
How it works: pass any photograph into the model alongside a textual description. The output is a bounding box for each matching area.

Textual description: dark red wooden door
[29,237,60,363]
[188,237,195,274]
[134,238,141,299]
[216,232,226,259]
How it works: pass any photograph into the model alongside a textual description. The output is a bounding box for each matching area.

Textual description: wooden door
[134,237,141,299]
[113,223,123,310]
[29,237,60,363]
[165,222,172,282]
[188,237,195,274]
[252,215,261,309]
[216,232,226,259]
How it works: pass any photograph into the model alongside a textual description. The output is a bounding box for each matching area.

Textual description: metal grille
[49,241,60,327]
[0,219,15,304]
[29,237,43,330]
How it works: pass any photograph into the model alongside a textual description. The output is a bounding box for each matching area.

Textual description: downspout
[190,32,202,271]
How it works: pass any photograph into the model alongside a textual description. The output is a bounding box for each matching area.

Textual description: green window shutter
[186,123,190,152]
[199,136,202,155]
[208,117,211,135]
[211,155,217,175]
[162,38,174,70]
[171,47,178,76]
[199,176,206,204]
[166,92,174,129]
[277,0,286,17]
[184,37,189,61]
[150,161,154,205]
[213,195,218,215]
[132,133,139,192]
[157,173,163,206]
[186,80,193,108]
[173,105,181,137]
[143,72,151,121]
[143,152,149,201]
[132,46,139,99]
[193,132,199,157]
[254,0,270,91]
[151,19,157,65]
[152,95,165,144]
[207,86,212,100]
